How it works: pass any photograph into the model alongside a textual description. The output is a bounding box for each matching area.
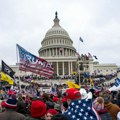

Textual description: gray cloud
[0,0,120,65]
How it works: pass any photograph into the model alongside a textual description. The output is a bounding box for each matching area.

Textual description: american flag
[16,44,54,78]
[64,99,100,120]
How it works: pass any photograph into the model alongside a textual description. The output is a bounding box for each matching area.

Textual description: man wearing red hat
[0,98,26,120]
[26,100,47,120]
[63,88,100,120]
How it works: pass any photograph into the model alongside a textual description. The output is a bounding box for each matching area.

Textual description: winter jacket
[0,109,25,120]
[104,102,120,120]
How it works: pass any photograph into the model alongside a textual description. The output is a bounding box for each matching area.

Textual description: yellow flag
[89,78,94,86]
[0,72,14,85]
[66,81,80,89]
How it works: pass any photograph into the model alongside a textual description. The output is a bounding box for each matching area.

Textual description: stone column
[46,50,47,56]
[47,49,48,56]
[57,62,59,75]
[53,48,54,56]
[50,48,51,56]
[56,48,57,56]
[71,62,73,73]
[48,49,50,56]
[68,62,70,75]
[66,48,68,56]
[67,49,69,56]
[63,62,64,76]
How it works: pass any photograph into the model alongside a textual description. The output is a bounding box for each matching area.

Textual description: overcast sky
[0,0,120,66]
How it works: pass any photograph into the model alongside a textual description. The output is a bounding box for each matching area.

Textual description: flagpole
[16,45,21,91]
[79,67,80,86]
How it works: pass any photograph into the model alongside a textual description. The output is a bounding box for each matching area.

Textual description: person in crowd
[93,96,113,120]
[0,96,5,112]
[52,96,60,104]
[0,97,26,120]
[61,97,68,113]
[45,108,58,120]
[111,95,119,105]
[46,101,55,110]
[16,94,27,116]
[52,95,61,113]
[42,93,53,103]
[26,99,46,120]
[63,88,100,120]
[104,96,120,120]
[117,90,120,107]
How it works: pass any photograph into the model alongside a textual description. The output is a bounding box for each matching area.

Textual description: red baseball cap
[64,88,81,100]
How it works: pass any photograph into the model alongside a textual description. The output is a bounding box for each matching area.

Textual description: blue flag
[114,78,120,87]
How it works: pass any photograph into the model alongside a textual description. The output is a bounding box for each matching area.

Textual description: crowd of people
[0,79,120,120]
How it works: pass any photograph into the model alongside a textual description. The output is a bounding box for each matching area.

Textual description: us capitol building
[12,12,118,77]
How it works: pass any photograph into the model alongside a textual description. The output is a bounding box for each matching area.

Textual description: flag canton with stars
[64,99,100,120]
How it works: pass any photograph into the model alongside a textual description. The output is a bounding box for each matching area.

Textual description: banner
[1,60,15,78]
[16,44,54,78]
[0,72,14,85]
[114,78,120,87]
[109,78,120,91]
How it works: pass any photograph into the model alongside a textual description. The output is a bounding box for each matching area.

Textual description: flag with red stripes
[16,44,54,78]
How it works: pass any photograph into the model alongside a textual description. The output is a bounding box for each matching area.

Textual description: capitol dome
[39,12,76,53]
[45,12,70,39]
[38,12,77,76]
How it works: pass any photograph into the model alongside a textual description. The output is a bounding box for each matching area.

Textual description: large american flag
[16,44,54,78]
[64,99,100,120]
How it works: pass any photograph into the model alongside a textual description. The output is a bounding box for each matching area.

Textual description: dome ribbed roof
[45,12,70,38]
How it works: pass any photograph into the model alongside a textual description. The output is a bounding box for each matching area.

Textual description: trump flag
[16,44,54,78]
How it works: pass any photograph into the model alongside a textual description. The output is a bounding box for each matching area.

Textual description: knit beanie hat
[93,97,104,111]
[1,98,17,109]
[31,100,46,118]
[62,97,67,103]
[53,97,60,103]
[46,109,58,115]
[64,88,81,100]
